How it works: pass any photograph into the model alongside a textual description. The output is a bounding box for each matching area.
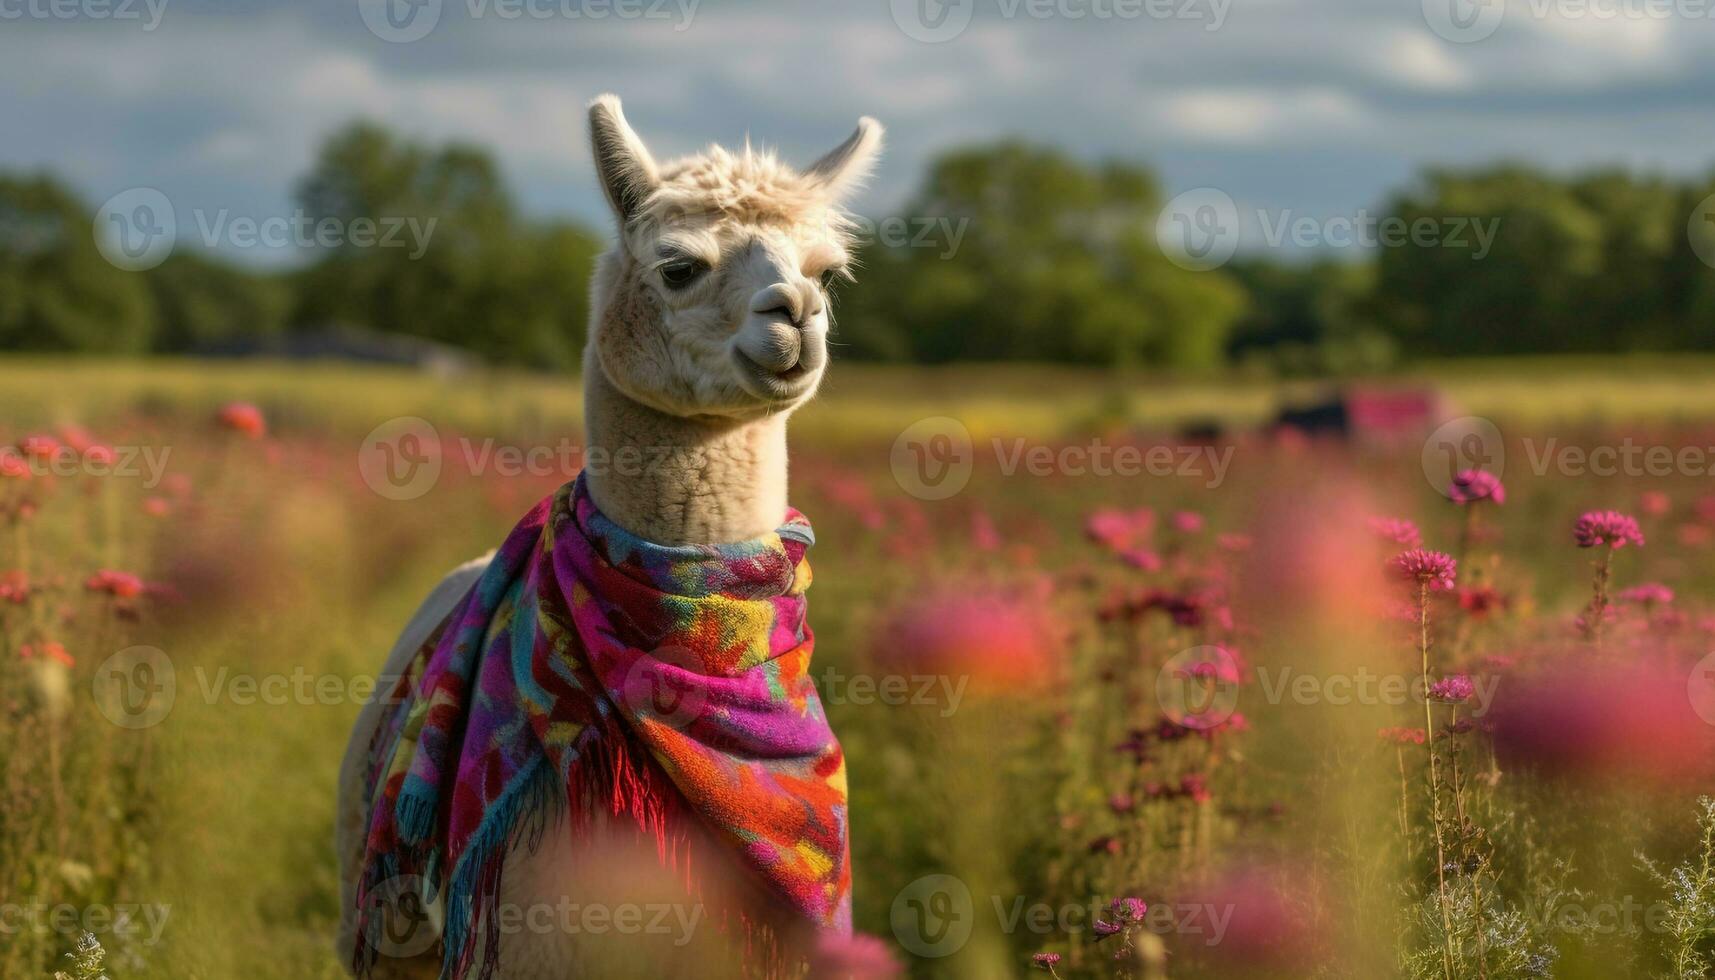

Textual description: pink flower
[18,434,63,462]
[811,932,901,979]
[1030,952,1063,971]
[19,640,73,667]
[0,454,32,480]
[1217,532,1253,553]
[1117,548,1162,572]
[970,511,1001,552]
[1457,586,1506,618]
[1618,583,1674,607]
[86,569,145,599]
[1091,918,1123,938]
[1573,510,1644,549]
[1108,897,1148,922]
[1428,675,1476,703]
[1448,469,1505,505]
[1378,726,1426,745]
[1172,510,1204,533]
[1367,517,1422,549]
[1085,507,1153,551]
[1639,490,1671,517]
[1389,549,1457,592]
[217,402,267,439]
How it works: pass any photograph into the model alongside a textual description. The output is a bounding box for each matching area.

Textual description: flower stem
[1420,582,1456,980]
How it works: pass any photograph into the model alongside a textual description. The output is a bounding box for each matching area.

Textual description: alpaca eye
[818,267,845,291]
[660,259,707,290]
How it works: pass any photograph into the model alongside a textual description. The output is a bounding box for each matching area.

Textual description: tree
[840,143,1245,368]
[0,174,155,352]
[291,123,599,370]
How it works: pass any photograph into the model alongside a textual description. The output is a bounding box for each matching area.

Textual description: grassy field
[4,356,1715,979]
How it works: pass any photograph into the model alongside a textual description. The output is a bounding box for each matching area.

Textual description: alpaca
[335,95,882,979]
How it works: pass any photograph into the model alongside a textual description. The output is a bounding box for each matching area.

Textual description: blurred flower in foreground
[86,569,145,599]
[1179,864,1323,972]
[1573,510,1643,549]
[811,932,901,979]
[872,586,1061,693]
[217,401,267,439]
[1618,583,1674,608]
[1490,663,1715,785]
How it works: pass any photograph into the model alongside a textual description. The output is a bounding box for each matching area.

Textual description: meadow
[4,356,1715,979]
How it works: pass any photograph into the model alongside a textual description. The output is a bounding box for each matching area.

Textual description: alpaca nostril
[756,305,797,324]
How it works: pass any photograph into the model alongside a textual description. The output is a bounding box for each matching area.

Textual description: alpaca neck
[581,360,790,546]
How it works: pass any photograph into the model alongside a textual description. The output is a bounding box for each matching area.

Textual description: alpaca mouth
[734,348,819,399]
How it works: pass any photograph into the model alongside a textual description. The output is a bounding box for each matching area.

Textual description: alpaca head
[584,94,883,420]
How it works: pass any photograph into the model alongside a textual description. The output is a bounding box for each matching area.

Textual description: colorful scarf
[353,476,850,979]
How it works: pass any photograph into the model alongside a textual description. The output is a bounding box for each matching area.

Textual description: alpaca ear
[587,94,659,226]
[804,117,884,201]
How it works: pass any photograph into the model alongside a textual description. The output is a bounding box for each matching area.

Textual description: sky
[4,0,1715,265]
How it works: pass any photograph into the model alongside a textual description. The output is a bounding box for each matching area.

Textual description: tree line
[4,123,1714,371]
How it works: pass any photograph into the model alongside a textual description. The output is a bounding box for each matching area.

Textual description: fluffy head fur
[586,94,883,420]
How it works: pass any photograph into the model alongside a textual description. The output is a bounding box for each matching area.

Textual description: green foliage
[1371,166,1715,356]
[1638,797,1715,979]
[841,142,1246,369]
[145,251,289,351]
[290,123,599,370]
[0,175,156,353]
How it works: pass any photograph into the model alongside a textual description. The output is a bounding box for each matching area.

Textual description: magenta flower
[1109,897,1148,922]
[1428,675,1476,703]
[1573,510,1644,549]
[1618,583,1674,606]
[1092,918,1123,938]
[1367,516,1422,548]
[1031,952,1063,970]
[811,932,902,978]
[1448,469,1505,505]
[1389,549,1457,592]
